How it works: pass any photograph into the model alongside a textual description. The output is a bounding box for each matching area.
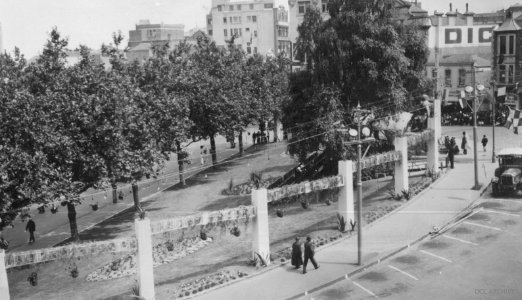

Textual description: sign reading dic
[429,26,497,48]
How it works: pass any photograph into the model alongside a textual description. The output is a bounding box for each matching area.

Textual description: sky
[0,0,516,58]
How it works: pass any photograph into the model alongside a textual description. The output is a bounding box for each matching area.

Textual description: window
[239,28,242,37]
[298,1,310,14]
[250,4,254,9]
[230,17,233,23]
[247,16,252,22]
[254,30,258,38]
[498,34,515,55]
[254,47,258,54]
[458,69,466,87]
[217,5,222,12]
[238,16,242,23]
[229,5,234,11]
[207,18,212,25]
[224,29,228,37]
[445,69,452,87]
[230,29,234,36]
[431,68,437,79]
[321,0,328,13]
[223,17,227,24]
[252,15,257,22]
[264,3,273,8]
[234,28,238,36]
[498,64,515,84]
[237,4,241,10]
[247,47,252,54]
[246,27,250,32]
[278,26,288,37]
[208,30,213,36]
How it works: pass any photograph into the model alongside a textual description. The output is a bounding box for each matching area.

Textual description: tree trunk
[273,116,279,143]
[111,181,118,204]
[176,141,186,186]
[132,182,141,211]
[67,203,79,242]
[238,129,244,156]
[210,135,217,165]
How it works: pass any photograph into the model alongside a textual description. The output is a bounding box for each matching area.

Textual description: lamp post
[352,104,372,266]
[491,81,496,163]
[465,76,485,190]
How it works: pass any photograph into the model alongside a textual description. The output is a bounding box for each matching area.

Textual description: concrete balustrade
[135,218,156,300]
[337,160,355,231]
[427,99,442,173]
[394,136,409,193]
[251,188,270,265]
[0,250,9,300]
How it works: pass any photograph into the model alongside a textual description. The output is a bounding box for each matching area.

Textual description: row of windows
[223,28,258,38]
[432,65,515,87]
[277,26,288,37]
[222,15,258,24]
[432,68,469,88]
[298,0,329,14]
[217,3,272,12]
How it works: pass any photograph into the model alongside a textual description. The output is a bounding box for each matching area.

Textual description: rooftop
[498,148,522,156]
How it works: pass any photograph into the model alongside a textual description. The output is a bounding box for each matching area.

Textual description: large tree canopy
[284,0,430,165]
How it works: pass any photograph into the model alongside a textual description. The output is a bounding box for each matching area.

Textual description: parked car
[492,148,522,196]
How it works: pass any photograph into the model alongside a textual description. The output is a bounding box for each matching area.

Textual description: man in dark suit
[25,216,36,244]
[303,236,319,274]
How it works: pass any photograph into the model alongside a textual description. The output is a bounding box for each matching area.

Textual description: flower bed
[173,269,249,298]
[86,236,213,282]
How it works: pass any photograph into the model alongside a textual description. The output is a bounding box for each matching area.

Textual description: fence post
[134,218,155,300]
[338,160,355,232]
[0,250,9,300]
[251,188,270,265]
[394,137,409,194]
[427,99,442,173]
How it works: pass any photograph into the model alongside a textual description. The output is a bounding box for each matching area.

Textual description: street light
[465,82,485,190]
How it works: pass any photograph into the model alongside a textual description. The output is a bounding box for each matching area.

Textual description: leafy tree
[285,0,430,165]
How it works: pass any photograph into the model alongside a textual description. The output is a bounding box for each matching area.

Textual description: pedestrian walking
[448,137,457,169]
[481,135,488,152]
[303,236,319,274]
[25,216,36,244]
[291,237,303,269]
[461,132,468,155]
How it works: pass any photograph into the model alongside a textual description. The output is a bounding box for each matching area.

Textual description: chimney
[446,3,457,26]
[464,2,475,26]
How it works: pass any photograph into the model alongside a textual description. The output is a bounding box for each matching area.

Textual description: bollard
[0,250,10,300]
[338,161,355,232]
[251,189,270,265]
[134,218,155,300]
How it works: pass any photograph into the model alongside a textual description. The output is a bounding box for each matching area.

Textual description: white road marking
[388,265,419,281]
[419,250,453,263]
[352,281,379,298]
[463,221,502,231]
[482,209,520,218]
[442,234,479,246]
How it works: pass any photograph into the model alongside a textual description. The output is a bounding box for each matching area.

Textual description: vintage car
[492,148,522,196]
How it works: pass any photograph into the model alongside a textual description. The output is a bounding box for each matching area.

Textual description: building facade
[492,4,522,108]
[127,20,185,61]
[206,0,291,58]
[427,3,504,104]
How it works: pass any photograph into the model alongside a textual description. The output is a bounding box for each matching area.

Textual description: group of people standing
[445,132,489,169]
[291,236,319,274]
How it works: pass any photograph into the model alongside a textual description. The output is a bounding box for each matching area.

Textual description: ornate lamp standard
[465,82,485,190]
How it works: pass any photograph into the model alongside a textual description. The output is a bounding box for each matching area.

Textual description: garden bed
[86,236,213,282]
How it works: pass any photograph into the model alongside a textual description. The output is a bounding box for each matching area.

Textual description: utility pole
[469,64,482,190]
[492,81,496,163]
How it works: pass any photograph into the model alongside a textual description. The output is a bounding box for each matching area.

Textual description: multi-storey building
[492,4,522,108]
[127,20,185,61]
[206,0,291,58]
[427,3,504,105]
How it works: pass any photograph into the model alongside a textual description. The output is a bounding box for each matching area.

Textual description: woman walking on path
[291,237,303,269]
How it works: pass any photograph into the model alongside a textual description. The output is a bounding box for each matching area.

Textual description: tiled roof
[495,17,521,32]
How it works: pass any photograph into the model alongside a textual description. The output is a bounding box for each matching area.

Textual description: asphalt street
[306,193,522,300]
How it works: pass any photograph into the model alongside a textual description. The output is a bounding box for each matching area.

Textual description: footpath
[193,159,496,300]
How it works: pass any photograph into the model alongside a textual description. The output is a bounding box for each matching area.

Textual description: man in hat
[303,236,319,274]
[291,237,303,269]
[25,216,36,244]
